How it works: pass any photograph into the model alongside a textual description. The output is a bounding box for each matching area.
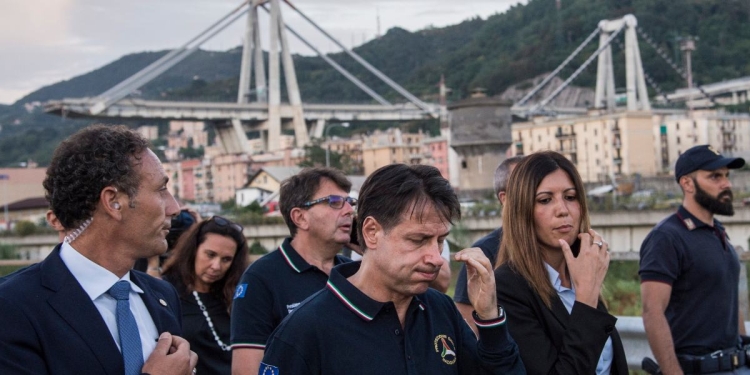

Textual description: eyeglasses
[301,195,357,209]
[208,216,243,233]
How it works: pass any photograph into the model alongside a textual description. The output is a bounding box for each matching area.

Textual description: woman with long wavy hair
[494,151,628,374]
[162,216,249,375]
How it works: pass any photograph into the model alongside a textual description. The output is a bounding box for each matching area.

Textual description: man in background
[231,167,354,375]
[641,145,747,374]
[454,155,523,334]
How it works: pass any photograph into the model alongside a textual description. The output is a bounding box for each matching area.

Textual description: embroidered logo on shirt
[433,334,457,365]
[286,302,300,314]
[259,363,279,375]
[233,283,248,299]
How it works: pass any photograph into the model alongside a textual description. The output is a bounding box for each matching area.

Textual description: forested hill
[2,0,750,166]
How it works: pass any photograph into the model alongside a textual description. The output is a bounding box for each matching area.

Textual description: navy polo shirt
[260,262,525,374]
[454,228,502,304]
[230,237,350,350]
[639,205,740,355]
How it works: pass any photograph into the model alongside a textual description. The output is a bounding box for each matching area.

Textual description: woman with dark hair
[495,151,628,374]
[162,216,249,375]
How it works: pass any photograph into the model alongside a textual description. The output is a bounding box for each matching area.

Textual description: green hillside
[1,0,749,167]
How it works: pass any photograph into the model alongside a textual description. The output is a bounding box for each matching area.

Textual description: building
[512,110,656,183]
[235,166,301,207]
[421,136,449,181]
[136,125,160,141]
[511,108,750,183]
[176,159,202,201]
[654,110,750,174]
[362,128,424,176]
[448,93,513,192]
[0,168,47,208]
[211,153,252,203]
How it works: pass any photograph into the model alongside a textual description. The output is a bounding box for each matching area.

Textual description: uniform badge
[683,218,696,230]
[259,362,279,375]
[433,334,457,365]
[234,283,248,299]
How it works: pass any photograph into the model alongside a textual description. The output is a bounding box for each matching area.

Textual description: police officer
[230,168,354,375]
[259,164,525,374]
[640,145,747,375]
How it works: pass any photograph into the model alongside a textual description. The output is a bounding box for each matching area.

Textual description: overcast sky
[0,0,525,105]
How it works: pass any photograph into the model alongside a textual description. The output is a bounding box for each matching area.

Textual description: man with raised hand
[259,164,524,374]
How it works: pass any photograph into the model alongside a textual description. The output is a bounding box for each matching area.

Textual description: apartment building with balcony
[362,128,424,176]
[512,111,656,183]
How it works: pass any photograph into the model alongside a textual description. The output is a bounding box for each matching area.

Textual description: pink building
[179,159,202,201]
[422,136,449,181]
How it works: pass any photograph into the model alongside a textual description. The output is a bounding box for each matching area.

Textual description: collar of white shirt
[59,242,145,300]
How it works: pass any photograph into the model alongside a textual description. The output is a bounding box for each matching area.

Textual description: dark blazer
[0,245,182,375]
[495,263,628,375]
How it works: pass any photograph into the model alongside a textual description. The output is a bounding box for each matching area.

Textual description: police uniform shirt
[639,205,740,355]
[259,262,525,374]
[230,237,350,350]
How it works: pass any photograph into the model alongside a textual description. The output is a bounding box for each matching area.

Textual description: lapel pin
[159,299,168,307]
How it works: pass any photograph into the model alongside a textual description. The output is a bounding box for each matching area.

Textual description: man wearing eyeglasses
[259,164,524,374]
[230,167,355,375]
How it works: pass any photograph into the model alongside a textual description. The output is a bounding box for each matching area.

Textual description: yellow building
[512,109,750,183]
[362,129,424,176]
[512,110,657,183]
[654,110,750,173]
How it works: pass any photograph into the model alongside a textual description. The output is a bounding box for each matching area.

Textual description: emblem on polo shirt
[433,334,457,365]
[286,302,300,314]
[259,363,279,375]
[234,283,248,299]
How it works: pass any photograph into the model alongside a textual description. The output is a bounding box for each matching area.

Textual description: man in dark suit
[0,125,198,375]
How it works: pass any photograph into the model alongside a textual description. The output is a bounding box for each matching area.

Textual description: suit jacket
[0,245,182,375]
[495,263,628,375]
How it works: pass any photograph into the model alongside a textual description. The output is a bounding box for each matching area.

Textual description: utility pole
[0,174,9,231]
[324,122,350,168]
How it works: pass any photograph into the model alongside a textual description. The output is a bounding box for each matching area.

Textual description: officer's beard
[693,178,734,216]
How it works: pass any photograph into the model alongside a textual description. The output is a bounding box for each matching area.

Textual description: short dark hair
[279,168,351,237]
[357,164,460,246]
[43,124,150,230]
[162,216,249,310]
[494,155,525,196]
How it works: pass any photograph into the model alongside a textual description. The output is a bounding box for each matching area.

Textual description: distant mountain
[2,0,750,167]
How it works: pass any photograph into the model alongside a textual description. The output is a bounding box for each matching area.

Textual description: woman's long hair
[162,217,249,311]
[497,151,591,308]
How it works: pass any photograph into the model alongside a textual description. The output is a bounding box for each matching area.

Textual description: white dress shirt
[60,242,159,363]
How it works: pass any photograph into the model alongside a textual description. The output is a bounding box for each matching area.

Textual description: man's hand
[454,247,497,320]
[142,332,198,375]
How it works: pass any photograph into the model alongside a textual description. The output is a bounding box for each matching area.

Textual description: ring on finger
[594,241,604,248]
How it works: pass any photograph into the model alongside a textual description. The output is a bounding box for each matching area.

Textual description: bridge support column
[267,0,282,151]
[215,120,251,154]
[311,119,326,139]
[274,0,308,147]
[595,27,616,110]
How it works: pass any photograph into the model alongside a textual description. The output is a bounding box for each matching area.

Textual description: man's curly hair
[43,125,150,230]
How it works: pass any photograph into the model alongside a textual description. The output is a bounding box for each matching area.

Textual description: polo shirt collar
[278,237,348,274]
[677,205,720,231]
[326,262,426,322]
